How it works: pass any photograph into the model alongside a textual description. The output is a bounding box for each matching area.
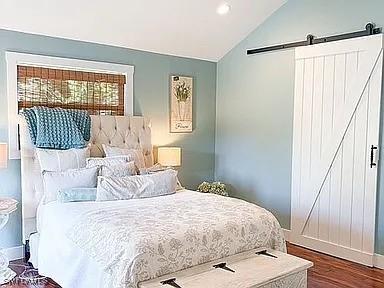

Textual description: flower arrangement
[197,181,228,196]
[174,82,191,103]
[174,81,192,121]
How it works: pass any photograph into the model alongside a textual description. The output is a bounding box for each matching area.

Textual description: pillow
[139,164,184,191]
[57,188,97,203]
[100,162,137,177]
[37,147,90,172]
[42,166,98,203]
[96,169,178,201]
[102,144,146,169]
[86,156,137,176]
[138,163,163,175]
[86,156,131,168]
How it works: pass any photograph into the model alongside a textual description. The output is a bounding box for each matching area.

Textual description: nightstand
[0,197,18,284]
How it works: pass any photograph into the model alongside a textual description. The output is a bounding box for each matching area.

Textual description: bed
[19,115,286,288]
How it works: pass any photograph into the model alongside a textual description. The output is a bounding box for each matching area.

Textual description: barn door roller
[247,23,381,55]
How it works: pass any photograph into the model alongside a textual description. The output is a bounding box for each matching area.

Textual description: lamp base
[0,266,16,285]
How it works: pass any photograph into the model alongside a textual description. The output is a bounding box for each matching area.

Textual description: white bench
[139,248,313,288]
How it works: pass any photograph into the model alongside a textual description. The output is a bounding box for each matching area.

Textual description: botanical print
[170,75,193,132]
[67,191,286,288]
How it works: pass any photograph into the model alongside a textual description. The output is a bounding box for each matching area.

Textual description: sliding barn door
[291,34,383,266]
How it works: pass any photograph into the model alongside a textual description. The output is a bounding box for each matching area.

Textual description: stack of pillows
[38,144,178,204]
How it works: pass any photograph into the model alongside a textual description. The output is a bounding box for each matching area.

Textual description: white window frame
[6,52,134,159]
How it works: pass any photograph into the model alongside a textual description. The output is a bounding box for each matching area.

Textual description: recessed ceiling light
[217,3,231,15]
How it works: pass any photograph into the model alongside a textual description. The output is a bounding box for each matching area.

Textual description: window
[17,66,126,115]
[6,52,134,159]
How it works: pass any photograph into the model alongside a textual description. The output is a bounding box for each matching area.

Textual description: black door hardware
[247,23,381,55]
[160,278,182,288]
[370,145,378,168]
[213,262,235,273]
[256,250,278,258]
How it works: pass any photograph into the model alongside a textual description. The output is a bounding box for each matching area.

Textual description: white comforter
[60,191,286,288]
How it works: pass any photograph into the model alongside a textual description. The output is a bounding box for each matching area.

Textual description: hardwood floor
[287,243,384,288]
[1,260,59,288]
[2,243,384,287]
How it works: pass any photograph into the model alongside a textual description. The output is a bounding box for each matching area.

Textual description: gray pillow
[102,144,146,169]
[100,162,137,177]
[86,156,131,168]
[42,166,98,203]
[96,169,178,201]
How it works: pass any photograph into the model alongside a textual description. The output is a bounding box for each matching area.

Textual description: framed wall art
[170,75,193,133]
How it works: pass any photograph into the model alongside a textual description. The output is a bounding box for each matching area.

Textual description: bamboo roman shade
[17,65,126,115]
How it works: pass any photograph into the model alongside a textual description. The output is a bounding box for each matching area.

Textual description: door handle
[370,145,378,168]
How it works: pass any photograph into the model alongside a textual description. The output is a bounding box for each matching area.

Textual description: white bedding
[37,199,110,287]
[36,190,286,288]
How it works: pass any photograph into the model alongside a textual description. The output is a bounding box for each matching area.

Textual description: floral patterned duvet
[67,190,286,288]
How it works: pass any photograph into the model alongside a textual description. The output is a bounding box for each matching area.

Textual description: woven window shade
[17,65,126,115]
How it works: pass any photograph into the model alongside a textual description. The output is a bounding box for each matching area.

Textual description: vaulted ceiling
[0,0,286,61]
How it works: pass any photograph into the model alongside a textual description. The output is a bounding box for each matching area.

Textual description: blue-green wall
[0,29,217,249]
[216,0,384,254]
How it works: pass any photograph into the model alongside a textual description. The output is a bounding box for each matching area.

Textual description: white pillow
[42,166,98,203]
[102,144,146,169]
[139,165,184,191]
[86,156,131,168]
[37,147,90,172]
[96,169,178,201]
[138,163,163,175]
[100,162,137,177]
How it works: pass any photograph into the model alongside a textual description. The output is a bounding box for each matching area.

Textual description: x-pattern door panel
[291,34,383,265]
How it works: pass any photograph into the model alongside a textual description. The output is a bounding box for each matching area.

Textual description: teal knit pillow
[57,188,97,203]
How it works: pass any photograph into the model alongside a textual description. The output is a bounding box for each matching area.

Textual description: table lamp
[157,147,181,168]
[0,143,7,169]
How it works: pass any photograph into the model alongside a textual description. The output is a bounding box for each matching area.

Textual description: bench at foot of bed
[139,247,313,288]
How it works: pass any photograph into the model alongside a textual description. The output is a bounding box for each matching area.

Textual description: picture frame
[170,75,193,133]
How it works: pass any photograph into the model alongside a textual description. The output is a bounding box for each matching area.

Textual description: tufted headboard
[19,115,153,243]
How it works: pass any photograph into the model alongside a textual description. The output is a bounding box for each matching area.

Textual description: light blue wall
[216,0,384,254]
[3,0,384,257]
[0,29,217,249]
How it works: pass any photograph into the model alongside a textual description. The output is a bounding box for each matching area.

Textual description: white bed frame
[19,115,313,288]
[19,115,154,244]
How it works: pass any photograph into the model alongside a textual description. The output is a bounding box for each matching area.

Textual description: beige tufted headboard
[19,115,153,243]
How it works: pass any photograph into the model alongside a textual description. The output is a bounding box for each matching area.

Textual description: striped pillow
[36,147,90,172]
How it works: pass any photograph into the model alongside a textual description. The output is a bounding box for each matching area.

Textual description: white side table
[0,198,18,285]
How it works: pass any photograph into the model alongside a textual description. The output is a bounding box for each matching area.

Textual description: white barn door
[291,34,383,266]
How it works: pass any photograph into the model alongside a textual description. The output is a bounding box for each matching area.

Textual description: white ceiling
[0,0,286,62]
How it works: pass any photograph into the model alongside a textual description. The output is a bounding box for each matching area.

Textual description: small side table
[0,198,18,285]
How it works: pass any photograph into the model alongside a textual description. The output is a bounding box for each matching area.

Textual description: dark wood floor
[1,261,59,288]
[287,244,384,288]
[2,243,384,287]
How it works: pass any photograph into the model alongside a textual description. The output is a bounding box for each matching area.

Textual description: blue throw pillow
[57,187,97,203]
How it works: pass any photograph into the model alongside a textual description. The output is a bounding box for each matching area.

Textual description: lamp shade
[158,147,181,167]
[0,143,7,169]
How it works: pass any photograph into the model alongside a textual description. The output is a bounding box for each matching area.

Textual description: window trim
[6,52,134,159]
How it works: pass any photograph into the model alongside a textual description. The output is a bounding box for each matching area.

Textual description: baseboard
[282,228,290,242]
[374,253,384,269]
[284,229,383,269]
[2,245,24,261]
